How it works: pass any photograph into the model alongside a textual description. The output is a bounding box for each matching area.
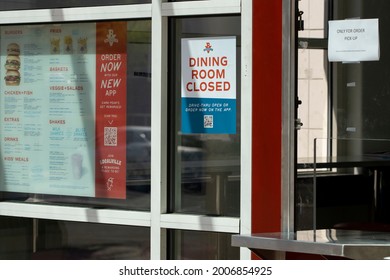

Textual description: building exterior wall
[252,0,283,235]
[0,0,287,260]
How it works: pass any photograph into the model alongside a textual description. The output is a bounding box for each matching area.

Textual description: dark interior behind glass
[295,0,390,231]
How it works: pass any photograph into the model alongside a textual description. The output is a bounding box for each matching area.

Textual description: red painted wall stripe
[252,1,283,234]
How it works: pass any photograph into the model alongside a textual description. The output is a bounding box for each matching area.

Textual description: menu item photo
[50,37,61,54]
[5,55,20,70]
[6,42,20,55]
[4,42,21,86]
[64,35,74,54]
[4,70,21,86]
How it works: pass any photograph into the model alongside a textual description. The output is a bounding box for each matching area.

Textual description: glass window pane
[34,220,150,259]
[0,1,149,11]
[0,217,150,259]
[0,216,33,259]
[169,16,241,217]
[332,0,390,141]
[0,20,151,211]
[297,0,328,39]
[296,0,390,231]
[166,0,208,2]
[297,49,329,160]
[169,229,239,260]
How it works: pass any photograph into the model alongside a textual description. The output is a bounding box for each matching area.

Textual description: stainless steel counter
[232,229,390,260]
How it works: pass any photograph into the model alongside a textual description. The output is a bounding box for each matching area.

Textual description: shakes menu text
[0,22,127,199]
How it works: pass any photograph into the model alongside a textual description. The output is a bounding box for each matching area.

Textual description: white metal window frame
[0,0,252,260]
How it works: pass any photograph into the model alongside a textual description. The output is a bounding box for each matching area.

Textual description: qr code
[104,127,118,146]
[204,115,213,128]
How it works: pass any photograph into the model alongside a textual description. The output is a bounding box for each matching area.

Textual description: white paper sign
[328,18,380,62]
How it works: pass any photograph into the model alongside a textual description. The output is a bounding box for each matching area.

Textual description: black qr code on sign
[204,115,213,128]
[104,127,118,146]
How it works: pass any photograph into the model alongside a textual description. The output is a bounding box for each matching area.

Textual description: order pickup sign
[328,18,379,62]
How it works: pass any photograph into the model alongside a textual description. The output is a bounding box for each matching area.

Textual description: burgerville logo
[203,42,213,53]
[104,29,119,46]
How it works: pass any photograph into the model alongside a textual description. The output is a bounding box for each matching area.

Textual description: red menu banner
[95,22,127,198]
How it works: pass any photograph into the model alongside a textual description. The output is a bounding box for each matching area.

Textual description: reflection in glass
[169,229,239,260]
[0,216,33,259]
[34,220,150,260]
[124,20,152,210]
[297,49,329,160]
[171,0,206,1]
[0,217,150,260]
[297,0,327,39]
[0,0,150,11]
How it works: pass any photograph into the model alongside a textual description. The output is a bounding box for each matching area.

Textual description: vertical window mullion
[240,0,252,260]
[151,0,168,260]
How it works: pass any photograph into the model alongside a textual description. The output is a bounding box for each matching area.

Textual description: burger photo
[6,43,20,56]
[4,70,21,86]
[5,55,21,71]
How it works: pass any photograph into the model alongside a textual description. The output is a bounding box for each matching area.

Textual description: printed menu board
[0,22,127,199]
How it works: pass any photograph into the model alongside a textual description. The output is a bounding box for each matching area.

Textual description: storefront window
[0,20,152,211]
[168,16,241,217]
[0,1,149,11]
